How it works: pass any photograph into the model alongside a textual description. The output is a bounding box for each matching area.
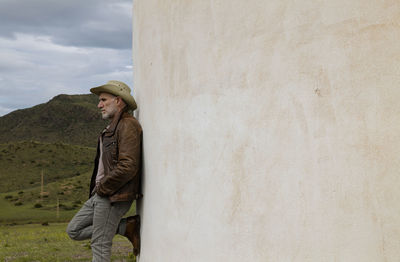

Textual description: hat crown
[107,80,131,94]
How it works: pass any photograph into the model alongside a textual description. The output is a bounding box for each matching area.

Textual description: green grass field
[0,223,136,261]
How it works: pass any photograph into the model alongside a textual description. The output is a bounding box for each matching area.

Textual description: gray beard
[101,114,110,120]
[101,106,119,120]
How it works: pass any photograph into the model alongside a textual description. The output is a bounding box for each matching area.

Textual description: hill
[0,94,106,147]
[0,170,92,224]
[0,167,135,224]
[0,141,101,223]
[0,141,96,193]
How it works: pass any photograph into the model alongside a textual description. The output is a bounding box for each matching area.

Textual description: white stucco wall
[132,1,400,261]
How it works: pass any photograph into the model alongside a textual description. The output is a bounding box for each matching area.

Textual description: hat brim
[90,85,137,110]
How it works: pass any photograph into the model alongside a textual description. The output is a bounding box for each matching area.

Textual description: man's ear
[116,96,126,107]
[116,96,122,105]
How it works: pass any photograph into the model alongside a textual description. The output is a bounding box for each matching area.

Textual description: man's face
[98,93,118,120]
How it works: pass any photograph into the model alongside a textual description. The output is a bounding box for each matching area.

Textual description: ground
[0,223,135,262]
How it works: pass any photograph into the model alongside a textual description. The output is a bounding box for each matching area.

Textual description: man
[67,80,142,261]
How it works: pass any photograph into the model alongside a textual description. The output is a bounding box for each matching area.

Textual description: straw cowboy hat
[90,80,137,110]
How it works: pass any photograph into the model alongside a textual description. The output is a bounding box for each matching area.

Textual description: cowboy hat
[90,80,137,110]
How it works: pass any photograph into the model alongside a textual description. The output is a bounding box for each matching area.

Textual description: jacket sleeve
[97,119,141,196]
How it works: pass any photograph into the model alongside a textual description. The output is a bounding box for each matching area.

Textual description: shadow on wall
[134,109,144,216]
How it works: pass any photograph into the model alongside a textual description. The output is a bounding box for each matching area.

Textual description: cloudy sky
[0,0,133,116]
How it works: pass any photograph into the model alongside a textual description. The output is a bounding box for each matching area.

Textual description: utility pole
[56,197,60,219]
[40,169,44,202]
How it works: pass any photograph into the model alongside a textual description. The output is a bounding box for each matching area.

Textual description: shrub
[59,204,74,211]
[4,195,13,200]
[34,203,42,208]
[14,202,23,206]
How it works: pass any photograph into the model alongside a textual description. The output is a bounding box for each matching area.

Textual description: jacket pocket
[103,139,118,164]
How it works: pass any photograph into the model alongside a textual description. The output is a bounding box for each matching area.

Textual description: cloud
[0,0,132,49]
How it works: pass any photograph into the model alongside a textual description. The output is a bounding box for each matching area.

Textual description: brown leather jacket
[89,109,142,202]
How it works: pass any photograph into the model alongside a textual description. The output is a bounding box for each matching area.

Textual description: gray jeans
[66,194,133,262]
